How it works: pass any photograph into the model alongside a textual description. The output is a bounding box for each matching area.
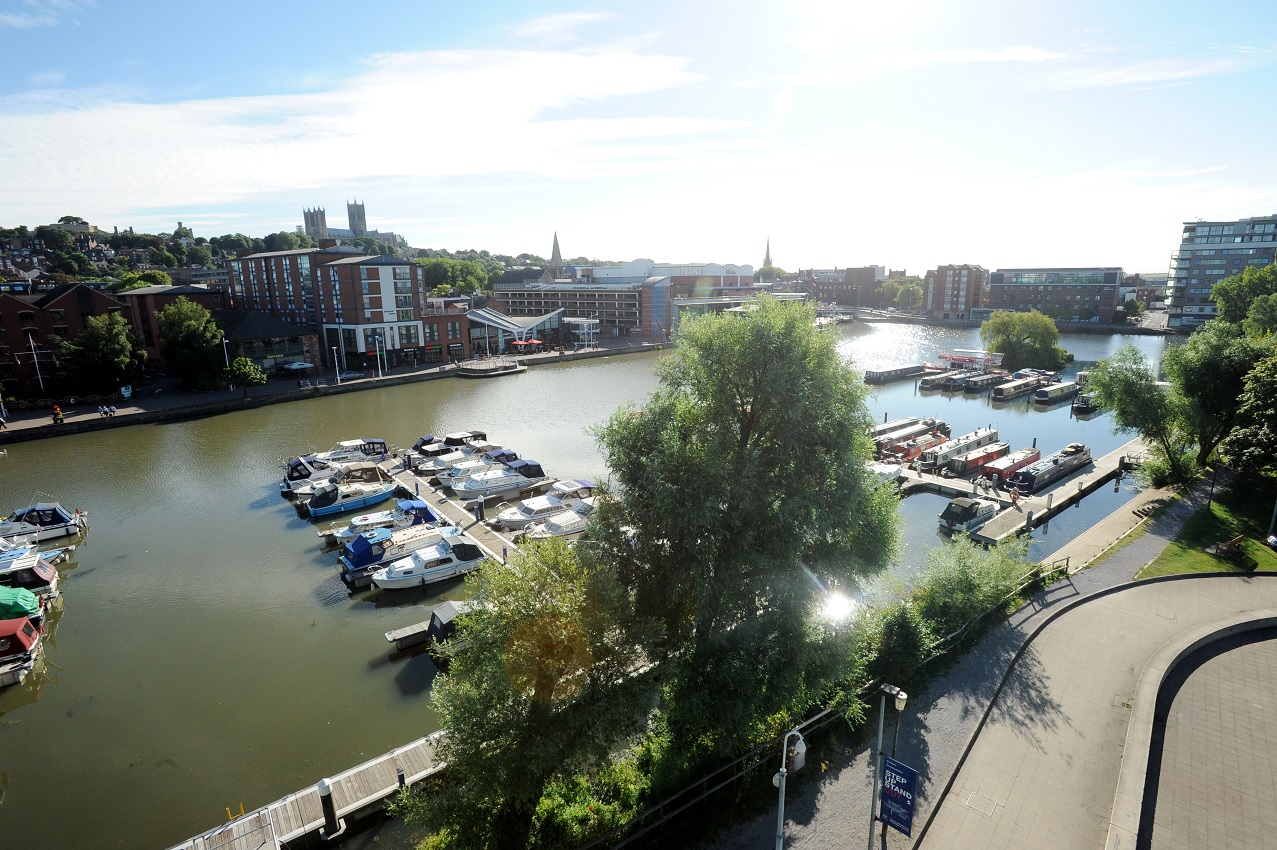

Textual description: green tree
[1088,344,1194,482]
[263,231,301,252]
[224,356,266,397]
[757,264,788,282]
[895,280,924,310]
[1243,293,1277,337]
[109,269,172,294]
[392,540,654,850]
[50,312,147,394]
[36,225,75,253]
[57,215,87,225]
[186,245,213,268]
[594,295,898,759]
[414,257,488,293]
[1125,300,1146,316]
[1221,354,1277,474]
[156,297,225,389]
[979,310,1068,370]
[1162,320,1270,466]
[1211,265,1277,324]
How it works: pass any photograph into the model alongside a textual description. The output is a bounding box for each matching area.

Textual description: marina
[0,324,1172,849]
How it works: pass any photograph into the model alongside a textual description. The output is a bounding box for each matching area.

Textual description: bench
[1216,535,1245,557]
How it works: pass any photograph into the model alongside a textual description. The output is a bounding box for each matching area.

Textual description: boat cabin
[7,503,77,528]
[0,559,58,597]
[283,454,333,482]
[0,615,40,663]
[443,431,488,447]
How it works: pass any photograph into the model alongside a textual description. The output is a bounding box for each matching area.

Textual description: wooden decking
[168,734,442,850]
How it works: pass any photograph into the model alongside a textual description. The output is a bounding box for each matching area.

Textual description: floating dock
[898,437,1146,545]
[167,734,442,850]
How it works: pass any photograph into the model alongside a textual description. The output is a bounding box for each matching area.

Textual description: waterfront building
[798,266,884,308]
[0,283,130,396]
[228,248,471,369]
[1167,214,1277,330]
[987,267,1123,323]
[925,264,988,320]
[116,284,228,366]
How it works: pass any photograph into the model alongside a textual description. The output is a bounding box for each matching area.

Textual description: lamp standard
[772,728,806,850]
[333,346,341,385]
[868,683,908,850]
[220,334,231,368]
[26,332,44,393]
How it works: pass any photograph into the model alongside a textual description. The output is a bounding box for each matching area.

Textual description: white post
[774,729,804,850]
[333,346,341,385]
[27,333,44,393]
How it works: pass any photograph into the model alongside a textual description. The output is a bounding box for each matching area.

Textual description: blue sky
[2,0,1275,273]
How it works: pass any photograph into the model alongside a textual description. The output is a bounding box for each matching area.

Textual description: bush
[866,602,933,687]
[911,538,1027,640]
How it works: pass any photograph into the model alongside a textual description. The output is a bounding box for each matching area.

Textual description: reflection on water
[0,328,1168,848]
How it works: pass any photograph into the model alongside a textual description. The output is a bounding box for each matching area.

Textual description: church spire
[764,238,772,268]
[550,231,563,267]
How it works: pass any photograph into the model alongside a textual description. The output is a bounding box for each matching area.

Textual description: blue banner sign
[880,756,918,837]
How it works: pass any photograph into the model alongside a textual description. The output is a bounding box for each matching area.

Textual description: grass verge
[1137,474,1277,579]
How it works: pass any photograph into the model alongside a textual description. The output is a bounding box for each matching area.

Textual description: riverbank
[0,340,665,446]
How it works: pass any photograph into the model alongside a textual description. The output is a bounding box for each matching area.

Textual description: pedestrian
[0,414,6,430]
[108,406,116,417]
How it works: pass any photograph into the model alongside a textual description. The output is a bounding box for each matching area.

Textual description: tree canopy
[979,310,1068,370]
[1220,354,1277,475]
[593,295,898,759]
[109,269,172,294]
[224,356,266,396]
[1211,265,1277,324]
[393,540,654,850]
[50,312,147,394]
[414,257,489,293]
[156,297,225,390]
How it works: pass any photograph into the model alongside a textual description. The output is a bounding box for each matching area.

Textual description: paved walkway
[699,475,1241,850]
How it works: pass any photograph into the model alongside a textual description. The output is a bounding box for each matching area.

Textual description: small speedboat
[0,615,43,688]
[434,449,519,487]
[410,440,503,474]
[320,499,440,545]
[0,502,87,543]
[370,538,487,591]
[301,463,399,518]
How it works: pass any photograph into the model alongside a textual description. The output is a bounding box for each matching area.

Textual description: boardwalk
[168,734,442,850]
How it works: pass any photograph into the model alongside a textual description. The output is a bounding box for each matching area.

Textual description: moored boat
[517,500,596,541]
[320,499,440,544]
[1005,443,1092,493]
[884,430,948,463]
[873,418,949,454]
[940,369,982,391]
[300,463,400,518]
[453,460,549,500]
[370,537,487,591]
[492,483,592,530]
[980,447,1041,485]
[290,460,398,501]
[938,497,1001,534]
[917,427,999,473]
[963,371,1011,394]
[1033,381,1081,406]
[0,502,87,543]
[434,448,519,487]
[1072,393,1101,415]
[339,522,462,587]
[0,615,43,688]
[992,375,1043,401]
[947,442,1010,477]
[864,365,926,385]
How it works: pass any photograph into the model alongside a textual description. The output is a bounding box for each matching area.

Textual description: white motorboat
[0,502,87,543]
[434,449,518,487]
[494,493,582,530]
[938,497,1001,534]
[289,460,396,500]
[300,463,400,518]
[410,436,502,473]
[320,499,440,544]
[339,522,463,587]
[519,500,596,541]
[371,538,487,591]
[453,460,548,499]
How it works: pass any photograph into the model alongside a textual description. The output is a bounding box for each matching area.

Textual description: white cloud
[1032,57,1250,90]
[0,43,745,231]
[0,0,93,29]
[510,12,614,43]
[27,69,64,86]
[780,45,1065,83]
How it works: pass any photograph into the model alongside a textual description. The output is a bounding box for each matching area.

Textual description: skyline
[3,1,1277,273]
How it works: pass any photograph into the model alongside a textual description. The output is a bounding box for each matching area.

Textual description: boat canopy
[412,434,440,453]
[444,431,488,446]
[507,459,545,479]
[0,616,39,658]
[0,587,40,620]
[284,455,329,481]
[8,503,76,526]
[556,478,596,492]
[396,500,438,520]
[482,448,518,464]
[344,534,390,570]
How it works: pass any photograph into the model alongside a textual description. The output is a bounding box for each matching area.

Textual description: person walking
[0,414,7,430]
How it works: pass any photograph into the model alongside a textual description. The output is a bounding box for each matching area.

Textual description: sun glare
[821,592,857,623]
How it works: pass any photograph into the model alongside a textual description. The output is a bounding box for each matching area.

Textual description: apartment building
[987,268,1123,323]
[1167,215,1277,329]
[925,264,988,320]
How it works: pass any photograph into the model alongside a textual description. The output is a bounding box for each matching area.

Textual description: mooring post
[318,778,346,841]
[397,767,406,788]
[1046,493,1053,511]
[1025,509,1033,532]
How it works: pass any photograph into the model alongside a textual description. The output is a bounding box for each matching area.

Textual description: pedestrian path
[698,477,1225,850]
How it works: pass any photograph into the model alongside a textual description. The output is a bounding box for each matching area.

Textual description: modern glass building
[987,267,1122,323]
[1167,215,1277,330]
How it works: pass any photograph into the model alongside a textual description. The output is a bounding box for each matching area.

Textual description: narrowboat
[947,442,1010,476]
[864,364,927,385]
[963,372,1010,394]
[992,376,1042,401]
[1033,381,1081,406]
[1005,443,1092,494]
[920,370,964,390]
[940,370,982,391]
[981,448,1041,484]
[917,427,999,473]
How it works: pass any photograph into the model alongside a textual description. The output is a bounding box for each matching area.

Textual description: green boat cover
[0,586,40,620]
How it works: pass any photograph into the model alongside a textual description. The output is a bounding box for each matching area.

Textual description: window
[50,309,65,320]
[447,321,461,340]
[18,311,34,322]
[424,324,440,342]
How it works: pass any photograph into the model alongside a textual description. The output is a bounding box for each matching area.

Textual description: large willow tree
[592,295,899,762]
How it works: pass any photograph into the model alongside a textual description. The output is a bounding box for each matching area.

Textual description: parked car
[338,371,366,380]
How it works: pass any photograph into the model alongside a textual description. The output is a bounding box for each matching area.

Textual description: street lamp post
[333,346,341,385]
[772,728,806,850]
[868,683,908,850]
[220,334,233,392]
